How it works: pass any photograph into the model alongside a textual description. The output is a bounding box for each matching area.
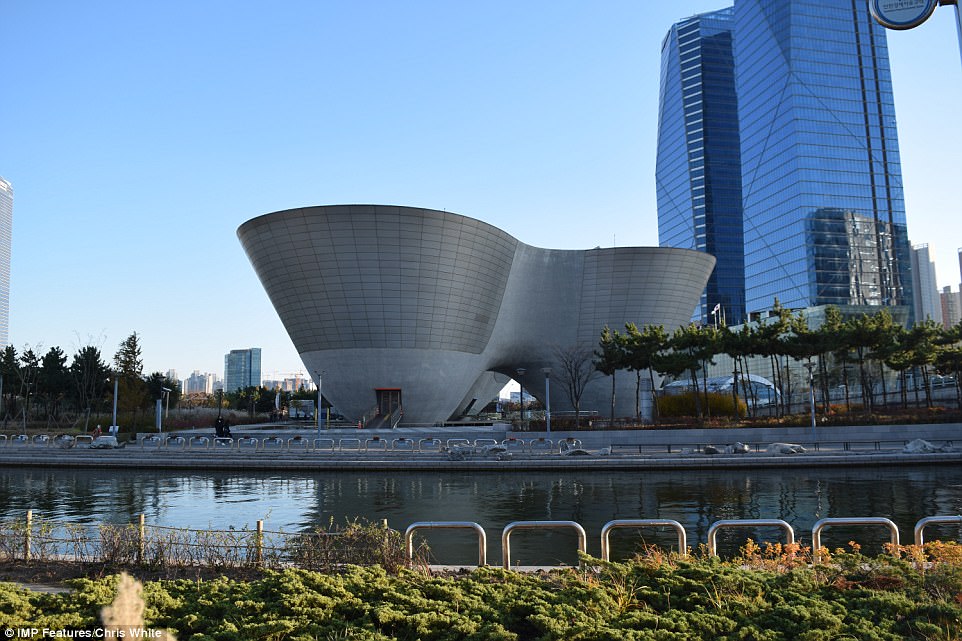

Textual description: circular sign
[870,0,938,30]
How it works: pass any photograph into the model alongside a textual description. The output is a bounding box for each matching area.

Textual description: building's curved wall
[239,205,715,424]
[238,205,517,355]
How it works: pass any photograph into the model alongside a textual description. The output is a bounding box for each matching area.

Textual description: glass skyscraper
[0,177,11,347]
[657,0,913,323]
[657,7,746,326]
[224,347,262,392]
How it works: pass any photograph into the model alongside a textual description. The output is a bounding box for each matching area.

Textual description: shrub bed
[3,544,961,640]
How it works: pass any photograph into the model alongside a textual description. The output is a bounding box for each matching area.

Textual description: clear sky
[2,1,961,381]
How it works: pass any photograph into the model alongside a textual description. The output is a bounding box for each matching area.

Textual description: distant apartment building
[942,286,962,329]
[263,374,314,392]
[223,348,262,392]
[184,370,216,395]
[911,244,942,322]
[0,177,12,347]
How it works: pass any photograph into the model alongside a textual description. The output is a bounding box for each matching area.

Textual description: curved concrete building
[238,205,715,425]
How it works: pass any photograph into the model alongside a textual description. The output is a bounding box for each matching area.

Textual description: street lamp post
[516,368,526,424]
[156,387,171,433]
[803,360,817,445]
[316,370,325,436]
[111,378,119,435]
[541,367,552,434]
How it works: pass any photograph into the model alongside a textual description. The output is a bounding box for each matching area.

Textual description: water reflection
[1,466,961,566]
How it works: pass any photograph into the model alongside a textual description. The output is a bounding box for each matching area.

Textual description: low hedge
[657,391,747,418]
[2,544,961,640]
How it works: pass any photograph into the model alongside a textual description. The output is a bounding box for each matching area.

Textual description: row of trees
[0,332,181,430]
[593,304,962,422]
[0,331,322,430]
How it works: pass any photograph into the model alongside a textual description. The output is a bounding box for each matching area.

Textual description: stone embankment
[0,422,959,471]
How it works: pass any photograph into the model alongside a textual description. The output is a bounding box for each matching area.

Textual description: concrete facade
[238,205,715,425]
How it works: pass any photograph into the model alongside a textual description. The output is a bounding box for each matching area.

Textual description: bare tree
[554,345,601,427]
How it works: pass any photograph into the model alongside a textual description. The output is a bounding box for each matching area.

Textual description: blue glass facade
[735,0,911,315]
[657,0,913,323]
[224,347,262,391]
[657,8,746,326]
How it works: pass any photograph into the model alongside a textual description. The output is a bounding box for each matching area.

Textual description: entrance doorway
[376,388,402,418]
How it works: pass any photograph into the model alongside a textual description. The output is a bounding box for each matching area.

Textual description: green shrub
[657,391,747,418]
[5,547,962,640]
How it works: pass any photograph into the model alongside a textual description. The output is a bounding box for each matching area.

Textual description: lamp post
[315,370,325,436]
[111,378,119,434]
[156,387,171,433]
[516,368,526,424]
[541,367,552,434]
[803,360,817,444]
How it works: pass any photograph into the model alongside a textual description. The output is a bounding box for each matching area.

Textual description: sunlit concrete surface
[238,206,715,424]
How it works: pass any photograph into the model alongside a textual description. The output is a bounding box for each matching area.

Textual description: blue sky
[2,1,961,380]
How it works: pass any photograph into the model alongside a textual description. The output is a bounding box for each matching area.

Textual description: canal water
[1,465,961,566]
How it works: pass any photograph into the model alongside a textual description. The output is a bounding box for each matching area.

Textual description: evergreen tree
[70,345,111,430]
[113,332,144,379]
[0,345,18,420]
[112,332,146,428]
[37,346,69,420]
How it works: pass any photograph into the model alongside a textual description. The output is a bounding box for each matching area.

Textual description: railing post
[913,515,962,546]
[811,517,900,556]
[138,514,146,563]
[24,510,31,561]
[501,520,587,569]
[706,519,795,557]
[256,520,264,566]
[600,520,688,561]
[404,522,488,567]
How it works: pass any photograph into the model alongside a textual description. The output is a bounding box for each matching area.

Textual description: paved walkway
[1,422,959,471]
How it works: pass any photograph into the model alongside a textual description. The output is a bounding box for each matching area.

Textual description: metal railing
[501,520,587,569]
[5,511,962,570]
[707,519,795,557]
[600,519,687,561]
[914,515,962,545]
[389,406,404,429]
[811,517,900,553]
[404,521,487,567]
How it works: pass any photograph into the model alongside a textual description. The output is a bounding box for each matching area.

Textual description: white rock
[731,441,751,454]
[903,438,938,454]
[561,448,592,456]
[766,442,806,455]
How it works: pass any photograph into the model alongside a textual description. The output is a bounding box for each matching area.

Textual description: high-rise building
[657,7,745,326]
[657,0,914,324]
[0,177,12,347]
[911,244,941,322]
[942,286,962,329]
[184,370,216,395]
[223,348,261,392]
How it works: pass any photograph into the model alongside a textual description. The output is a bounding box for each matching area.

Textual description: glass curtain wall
[656,8,746,326]
[734,0,913,317]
